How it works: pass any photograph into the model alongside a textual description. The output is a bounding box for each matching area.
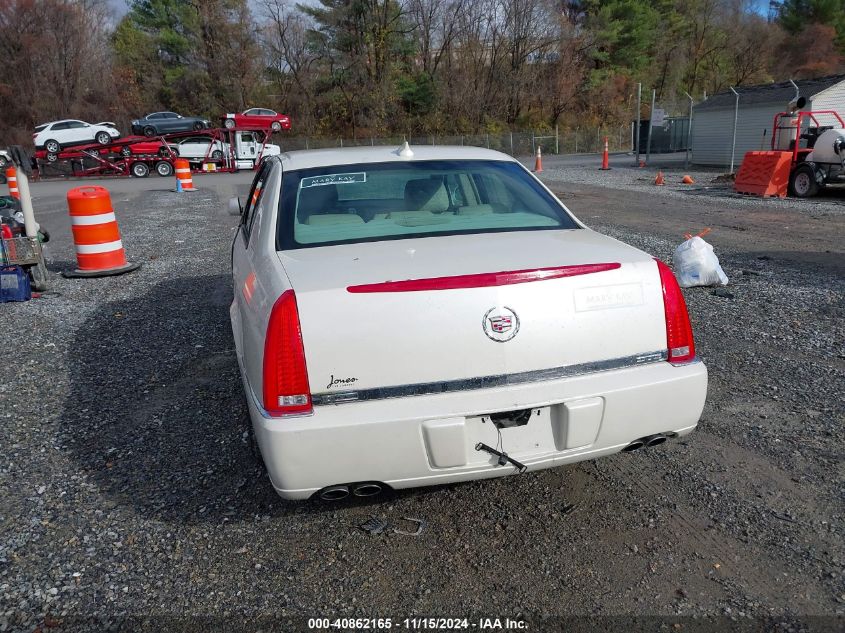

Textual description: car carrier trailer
[33,126,281,179]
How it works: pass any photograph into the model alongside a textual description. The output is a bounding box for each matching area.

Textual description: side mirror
[228,197,243,216]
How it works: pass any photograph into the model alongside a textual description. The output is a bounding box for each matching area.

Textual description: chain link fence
[278,126,633,157]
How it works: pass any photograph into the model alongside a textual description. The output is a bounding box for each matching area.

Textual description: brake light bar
[347,263,620,293]
[654,259,696,364]
[263,290,312,416]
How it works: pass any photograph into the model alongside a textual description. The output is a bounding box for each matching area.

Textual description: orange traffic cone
[63,186,141,278]
[5,166,20,200]
[533,146,543,173]
[600,137,610,170]
[681,174,695,184]
[654,171,665,186]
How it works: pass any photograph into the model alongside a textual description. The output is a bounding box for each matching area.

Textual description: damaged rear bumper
[243,359,707,500]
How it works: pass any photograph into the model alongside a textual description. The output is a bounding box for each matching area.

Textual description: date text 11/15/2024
[307,617,528,630]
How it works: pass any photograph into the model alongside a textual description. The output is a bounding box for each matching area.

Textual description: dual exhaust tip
[319,435,674,498]
[622,433,672,452]
[317,482,386,501]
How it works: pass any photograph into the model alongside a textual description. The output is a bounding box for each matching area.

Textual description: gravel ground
[1,169,843,632]
[528,155,845,216]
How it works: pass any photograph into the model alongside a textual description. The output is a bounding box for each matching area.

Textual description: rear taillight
[655,259,696,364]
[263,290,312,416]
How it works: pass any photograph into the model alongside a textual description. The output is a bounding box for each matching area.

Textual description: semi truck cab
[234,131,280,169]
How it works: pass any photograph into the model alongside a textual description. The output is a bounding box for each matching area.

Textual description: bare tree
[0,0,117,143]
[263,0,319,128]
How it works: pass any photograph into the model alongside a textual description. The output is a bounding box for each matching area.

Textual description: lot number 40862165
[308,618,394,630]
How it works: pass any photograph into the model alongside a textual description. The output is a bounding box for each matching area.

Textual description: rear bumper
[244,360,707,500]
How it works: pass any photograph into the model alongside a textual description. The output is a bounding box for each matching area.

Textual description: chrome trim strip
[313,349,669,406]
[670,355,700,368]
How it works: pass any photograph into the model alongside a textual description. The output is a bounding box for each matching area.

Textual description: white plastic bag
[672,235,728,288]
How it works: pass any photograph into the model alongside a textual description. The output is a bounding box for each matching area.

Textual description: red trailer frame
[33,125,281,180]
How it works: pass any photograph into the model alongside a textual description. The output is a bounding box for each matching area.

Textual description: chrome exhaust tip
[645,434,668,448]
[352,483,383,497]
[622,440,645,452]
[319,485,350,501]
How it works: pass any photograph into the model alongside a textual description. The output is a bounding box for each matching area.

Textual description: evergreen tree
[777,0,845,52]
[113,0,260,117]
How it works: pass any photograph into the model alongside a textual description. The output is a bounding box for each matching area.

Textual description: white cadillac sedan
[230,145,707,501]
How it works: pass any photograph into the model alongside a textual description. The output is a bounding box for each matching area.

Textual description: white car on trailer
[230,144,707,501]
[176,133,281,167]
[33,119,120,153]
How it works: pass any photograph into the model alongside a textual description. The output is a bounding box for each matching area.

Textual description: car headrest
[404,178,450,213]
[306,214,364,226]
[297,185,338,223]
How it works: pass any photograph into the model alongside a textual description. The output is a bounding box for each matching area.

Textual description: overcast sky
[108,0,127,16]
[107,0,267,18]
[108,0,771,20]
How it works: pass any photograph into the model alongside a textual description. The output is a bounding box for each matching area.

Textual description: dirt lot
[1,164,843,632]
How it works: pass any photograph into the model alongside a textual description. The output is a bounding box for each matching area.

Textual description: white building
[691,75,845,167]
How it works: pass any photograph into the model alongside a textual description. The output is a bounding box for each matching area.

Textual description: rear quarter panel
[234,162,291,402]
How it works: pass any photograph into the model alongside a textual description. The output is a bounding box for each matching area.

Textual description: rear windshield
[278,160,579,249]
[34,124,48,132]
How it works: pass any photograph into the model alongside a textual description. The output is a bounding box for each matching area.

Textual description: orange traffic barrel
[62,186,140,278]
[174,158,195,192]
[5,167,20,199]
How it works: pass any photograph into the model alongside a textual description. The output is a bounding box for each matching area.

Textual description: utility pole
[683,91,694,169]
[729,87,739,173]
[645,89,656,165]
[635,83,642,165]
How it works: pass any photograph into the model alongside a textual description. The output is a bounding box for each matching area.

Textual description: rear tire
[155,160,173,177]
[95,131,111,145]
[120,146,131,157]
[46,153,58,163]
[131,162,150,178]
[271,121,281,132]
[789,164,819,198]
[224,118,235,129]
[193,121,204,131]
[211,150,223,160]
[44,139,60,153]
[143,126,156,137]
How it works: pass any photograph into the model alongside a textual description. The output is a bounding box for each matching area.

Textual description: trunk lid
[279,229,667,396]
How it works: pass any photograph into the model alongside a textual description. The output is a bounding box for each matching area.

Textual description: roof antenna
[396,141,414,158]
